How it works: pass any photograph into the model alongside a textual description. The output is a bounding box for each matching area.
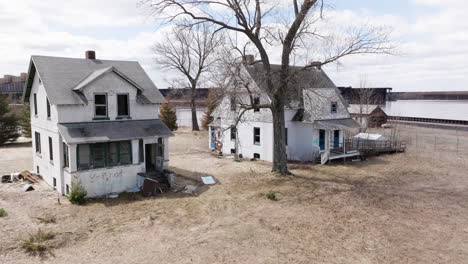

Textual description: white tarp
[353,133,387,141]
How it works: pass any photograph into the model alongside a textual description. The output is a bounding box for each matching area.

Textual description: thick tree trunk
[271,102,289,174]
[190,86,200,131]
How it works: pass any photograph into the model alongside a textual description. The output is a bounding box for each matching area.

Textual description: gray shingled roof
[58,119,173,144]
[24,55,165,105]
[347,104,381,115]
[243,63,336,102]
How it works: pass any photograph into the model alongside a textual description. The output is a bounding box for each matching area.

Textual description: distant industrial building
[338,87,393,105]
[0,73,27,103]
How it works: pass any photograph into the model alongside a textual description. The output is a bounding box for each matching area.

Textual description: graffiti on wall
[73,169,125,194]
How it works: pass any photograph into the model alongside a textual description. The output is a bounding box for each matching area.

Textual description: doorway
[145,138,164,172]
[333,130,340,148]
[319,129,326,151]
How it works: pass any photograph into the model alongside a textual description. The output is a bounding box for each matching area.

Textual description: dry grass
[1,127,468,263]
[20,229,55,257]
[36,215,56,224]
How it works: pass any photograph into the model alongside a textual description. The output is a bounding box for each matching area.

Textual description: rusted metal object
[142,178,158,197]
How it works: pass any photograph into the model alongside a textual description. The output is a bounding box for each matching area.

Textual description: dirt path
[1,130,468,263]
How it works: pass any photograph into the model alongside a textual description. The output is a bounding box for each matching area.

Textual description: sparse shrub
[67,183,87,205]
[37,215,56,224]
[266,191,277,201]
[20,229,54,256]
[0,208,7,217]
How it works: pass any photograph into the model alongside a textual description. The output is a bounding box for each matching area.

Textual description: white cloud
[0,1,467,91]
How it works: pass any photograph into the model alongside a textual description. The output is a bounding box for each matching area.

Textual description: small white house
[23,51,173,197]
[209,62,360,164]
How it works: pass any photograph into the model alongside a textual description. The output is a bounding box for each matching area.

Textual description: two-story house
[23,51,173,197]
[209,61,360,164]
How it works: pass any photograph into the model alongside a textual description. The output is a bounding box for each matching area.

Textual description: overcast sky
[1,0,467,92]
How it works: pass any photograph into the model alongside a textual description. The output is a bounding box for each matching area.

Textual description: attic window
[253,97,260,112]
[331,101,338,114]
[94,94,108,117]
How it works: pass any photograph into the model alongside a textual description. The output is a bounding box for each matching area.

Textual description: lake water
[383,100,468,121]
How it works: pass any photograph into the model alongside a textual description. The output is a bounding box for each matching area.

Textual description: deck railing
[330,139,406,155]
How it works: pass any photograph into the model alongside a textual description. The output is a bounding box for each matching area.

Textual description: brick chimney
[85,50,96,60]
[242,55,255,65]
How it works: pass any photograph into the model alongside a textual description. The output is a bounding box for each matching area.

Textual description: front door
[319,129,326,151]
[333,130,340,148]
[210,127,216,149]
[145,138,165,172]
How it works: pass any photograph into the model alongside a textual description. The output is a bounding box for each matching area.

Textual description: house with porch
[209,61,360,164]
[23,51,173,197]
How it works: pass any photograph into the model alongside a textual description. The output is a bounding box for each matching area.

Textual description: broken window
[230,127,237,141]
[78,144,91,170]
[253,127,261,145]
[117,94,129,117]
[331,101,338,113]
[35,132,41,153]
[93,143,106,168]
[94,94,107,117]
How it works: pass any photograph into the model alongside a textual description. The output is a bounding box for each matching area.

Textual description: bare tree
[154,24,223,131]
[356,78,377,131]
[143,0,394,174]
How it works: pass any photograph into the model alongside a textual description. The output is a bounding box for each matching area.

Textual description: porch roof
[58,119,173,144]
[314,118,360,130]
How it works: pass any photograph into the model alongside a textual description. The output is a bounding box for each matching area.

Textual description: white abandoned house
[159,88,210,128]
[23,51,173,197]
[209,61,360,164]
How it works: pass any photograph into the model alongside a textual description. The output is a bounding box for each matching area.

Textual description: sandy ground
[1,127,468,263]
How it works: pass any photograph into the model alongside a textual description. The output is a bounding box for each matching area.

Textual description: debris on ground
[201,176,216,185]
[22,184,35,192]
[182,185,198,195]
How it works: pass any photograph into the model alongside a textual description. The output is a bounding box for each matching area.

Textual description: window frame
[116,93,130,118]
[77,141,133,171]
[331,101,338,114]
[253,127,261,145]
[33,93,38,116]
[35,132,41,154]
[63,142,69,168]
[230,126,237,141]
[48,137,53,162]
[94,93,108,118]
[46,97,51,118]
